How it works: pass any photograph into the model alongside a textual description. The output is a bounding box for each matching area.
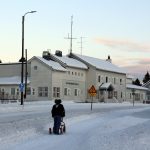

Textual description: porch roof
[99,83,114,91]
[126,84,149,91]
[0,76,30,85]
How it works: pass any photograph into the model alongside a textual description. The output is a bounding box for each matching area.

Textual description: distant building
[126,74,148,103]
[142,80,150,101]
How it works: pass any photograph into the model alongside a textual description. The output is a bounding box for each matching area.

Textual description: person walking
[51,99,65,134]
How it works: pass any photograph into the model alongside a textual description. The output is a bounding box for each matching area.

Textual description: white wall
[29,59,52,100]
[96,70,126,102]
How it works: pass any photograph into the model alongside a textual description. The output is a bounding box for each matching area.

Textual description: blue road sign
[19,83,24,92]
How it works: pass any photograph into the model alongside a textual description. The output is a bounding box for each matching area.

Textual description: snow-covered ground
[0,101,150,150]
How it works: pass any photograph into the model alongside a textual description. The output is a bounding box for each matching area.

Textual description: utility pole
[64,15,76,53]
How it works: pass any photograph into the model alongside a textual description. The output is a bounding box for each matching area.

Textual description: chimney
[106,55,112,63]
[55,50,62,57]
[42,51,51,60]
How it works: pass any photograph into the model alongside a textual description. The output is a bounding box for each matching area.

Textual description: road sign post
[88,85,97,111]
[19,83,24,105]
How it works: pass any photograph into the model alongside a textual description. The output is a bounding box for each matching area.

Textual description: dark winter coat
[51,103,65,118]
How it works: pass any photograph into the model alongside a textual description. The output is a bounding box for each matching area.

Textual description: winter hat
[55,99,62,104]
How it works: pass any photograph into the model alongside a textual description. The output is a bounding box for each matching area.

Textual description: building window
[38,87,48,97]
[75,89,78,96]
[27,87,31,95]
[11,88,15,95]
[34,66,37,70]
[74,89,80,96]
[81,73,83,76]
[114,78,116,84]
[75,72,77,76]
[64,88,71,96]
[121,92,123,98]
[64,88,67,96]
[78,72,80,76]
[68,71,70,75]
[53,87,60,98]
[106,77,108,83]
[98,75,101,82]
[68,89,71,95]
[32,88,35,95]
[120,79,122,85]
[16,89,19,95]
[114,91,117,98]
[135,93,140,101]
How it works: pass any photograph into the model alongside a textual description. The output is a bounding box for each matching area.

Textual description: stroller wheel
[49,128,52,134]
[60,128,63,134]
[63,125,66,133]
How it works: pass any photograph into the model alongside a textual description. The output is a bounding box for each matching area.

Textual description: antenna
[64,15,76,54]
[77,37,86,55]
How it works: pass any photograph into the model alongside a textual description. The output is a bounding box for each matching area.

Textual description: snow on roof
[74,54,126,74]
[0,76,30,85]
[52,55,88,69]
[35,57,67,72]
[100,83,111,89]
[100,83,114,90]
[126,74,135,79]
[126,84,149,91]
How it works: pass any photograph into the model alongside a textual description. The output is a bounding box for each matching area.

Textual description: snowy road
[0,101,150,150]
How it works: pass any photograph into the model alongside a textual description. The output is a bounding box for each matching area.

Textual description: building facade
[0,51,148,103]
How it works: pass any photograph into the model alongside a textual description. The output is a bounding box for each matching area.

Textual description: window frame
[38,87,48,97]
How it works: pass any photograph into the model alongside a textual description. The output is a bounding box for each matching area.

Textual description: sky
[0,0,150,75]
[1,101,150,150]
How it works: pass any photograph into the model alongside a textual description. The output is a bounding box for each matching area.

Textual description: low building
[142,80,150,101]
[126,75,148,103]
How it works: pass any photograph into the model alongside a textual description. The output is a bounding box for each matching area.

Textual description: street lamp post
[20,11,36,105]
[132,89,136,107]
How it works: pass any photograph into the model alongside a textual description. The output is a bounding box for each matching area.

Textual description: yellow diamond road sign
[88,85,97,96]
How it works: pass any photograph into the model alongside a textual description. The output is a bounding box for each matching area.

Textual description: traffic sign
[19,83,24,92]
[88,85,97,94]
[88,85,97,97]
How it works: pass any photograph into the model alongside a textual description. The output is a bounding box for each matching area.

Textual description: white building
[70,53,127,102]
[0,51,148,103]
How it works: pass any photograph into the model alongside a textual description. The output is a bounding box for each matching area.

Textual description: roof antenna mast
[65,15,76,54]
[70,15,73,53]
[78,37,86,55]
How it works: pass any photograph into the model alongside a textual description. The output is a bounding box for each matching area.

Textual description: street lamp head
[24,11,37,16]
[30,11,37,13]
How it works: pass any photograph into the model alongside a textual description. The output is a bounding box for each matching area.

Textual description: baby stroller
[49,119,66,134]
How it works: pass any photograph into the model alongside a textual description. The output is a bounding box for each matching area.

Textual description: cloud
[122,65,149,74]
[113,57,150,74]
[138,58,150,65]
[94,37,150,52]
[114,58,150,66]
